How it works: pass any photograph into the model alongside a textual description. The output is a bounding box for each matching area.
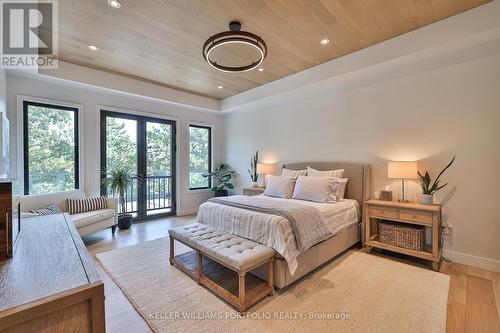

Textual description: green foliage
[189,126,211,188]
[26,105,76,194]
[248,150,259,182]
[102,167,144,215]
[203,164,235,192]
[418,156,455,195]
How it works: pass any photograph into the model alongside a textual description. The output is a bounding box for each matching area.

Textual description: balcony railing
[121,175,172,214]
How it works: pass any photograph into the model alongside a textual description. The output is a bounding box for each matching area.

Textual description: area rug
[96,237,450,333]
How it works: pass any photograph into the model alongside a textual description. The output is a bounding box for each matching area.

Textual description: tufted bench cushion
[169,223,275,271]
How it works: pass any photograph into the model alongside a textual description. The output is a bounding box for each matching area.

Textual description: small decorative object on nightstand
[243,187,265,196]
[364,199,442,271]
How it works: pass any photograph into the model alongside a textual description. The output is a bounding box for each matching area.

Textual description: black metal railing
[121,175,172,214]
[146,175,172,212]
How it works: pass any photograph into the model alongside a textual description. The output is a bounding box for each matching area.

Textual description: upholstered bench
[168,223,275,312]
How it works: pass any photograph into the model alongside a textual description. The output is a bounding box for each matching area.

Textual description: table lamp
[388,161,417,203]
[257,163,278,187]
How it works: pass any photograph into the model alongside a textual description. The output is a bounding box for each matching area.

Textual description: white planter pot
[251,182,259,188]
[420,194,434,205]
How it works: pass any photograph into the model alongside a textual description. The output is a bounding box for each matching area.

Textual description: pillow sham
[264,176,297,199]
[292,176,340,203]
[307,166,345,179]
[336,178,349,200]
[281,168,307,177]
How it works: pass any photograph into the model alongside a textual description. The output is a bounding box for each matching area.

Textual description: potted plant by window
[418,156,455,205]
[203,164,235,197]
[248,150,259,187]
[102,167,144,229]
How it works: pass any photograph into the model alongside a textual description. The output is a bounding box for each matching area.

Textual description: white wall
[6,74,223,215]
[223,4,500,270]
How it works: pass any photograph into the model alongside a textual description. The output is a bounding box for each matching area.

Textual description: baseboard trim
[443,249,500,272]
[176,209,198,217]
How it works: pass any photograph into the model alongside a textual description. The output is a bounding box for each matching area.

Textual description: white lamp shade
[388,161,417,179]
[256,163,278,175]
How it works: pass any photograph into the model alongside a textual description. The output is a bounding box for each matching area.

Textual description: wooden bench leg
[238,272,246,312]
[169,236,174,265]
[197,250,203,285]
[268,258,275,296]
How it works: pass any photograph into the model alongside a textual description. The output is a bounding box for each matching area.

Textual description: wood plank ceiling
[58,0,491,99]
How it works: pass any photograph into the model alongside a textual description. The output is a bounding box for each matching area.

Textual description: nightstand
[243,187,265,196]
[364,199,442,271]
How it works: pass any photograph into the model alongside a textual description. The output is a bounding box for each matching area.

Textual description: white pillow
[264,176,297,199]
[336,178,349,200]
[292,176,340,203]
[281,168,307,177]
[307,166,345,179]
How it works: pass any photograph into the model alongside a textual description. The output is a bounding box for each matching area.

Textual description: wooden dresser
[0,213,105,332]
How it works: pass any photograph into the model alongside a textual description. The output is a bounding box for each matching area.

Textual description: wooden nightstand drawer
[370,206,398,219]
[399,210,433,225]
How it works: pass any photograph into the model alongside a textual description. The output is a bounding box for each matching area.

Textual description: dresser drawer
[399,209,433,225]
[369,206,399,219]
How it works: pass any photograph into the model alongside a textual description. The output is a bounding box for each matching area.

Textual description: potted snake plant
[102,167,144,229]
[418,156,455,204]
[248,150,259,187]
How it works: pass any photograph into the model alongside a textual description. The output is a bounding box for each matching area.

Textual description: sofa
[20,190,118,236]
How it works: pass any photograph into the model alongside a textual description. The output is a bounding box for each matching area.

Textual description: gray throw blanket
[208,195,333,252]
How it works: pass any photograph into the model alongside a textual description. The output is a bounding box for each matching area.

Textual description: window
[188,124,211,190]
[23,101,79,195]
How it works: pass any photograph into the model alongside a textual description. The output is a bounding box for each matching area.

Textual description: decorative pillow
[336,178,349,200]
[307,166,345,179]
[67,196,108,215]
[281,168,307,177]
[292,176,340,203]
[26,204,62,216]
[264,176,297,199]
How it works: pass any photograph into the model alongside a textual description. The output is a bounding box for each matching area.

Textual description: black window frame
[100,110,177,220]
[23,100,80,195]
[188,124,212,190]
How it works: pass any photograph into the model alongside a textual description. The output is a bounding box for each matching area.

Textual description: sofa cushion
[71,209,115,228]
[20,190,86,213]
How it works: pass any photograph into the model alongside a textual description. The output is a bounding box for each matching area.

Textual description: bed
[196,162,371,289]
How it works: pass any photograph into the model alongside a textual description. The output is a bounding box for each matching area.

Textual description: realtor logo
[1,0,58,69]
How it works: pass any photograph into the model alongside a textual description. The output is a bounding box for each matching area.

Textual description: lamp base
[398,199,410,203]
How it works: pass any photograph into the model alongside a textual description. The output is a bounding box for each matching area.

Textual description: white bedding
[264,196,360,234]
[196,195,360,275]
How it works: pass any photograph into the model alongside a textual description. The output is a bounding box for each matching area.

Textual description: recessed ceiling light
[257,68,264,72]
[320,38,330,45]
[107,0,122,8]
[88,45,98,51]
[217,85,223,89]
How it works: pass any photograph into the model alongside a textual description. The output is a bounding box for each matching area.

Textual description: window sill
[186,188,213,195]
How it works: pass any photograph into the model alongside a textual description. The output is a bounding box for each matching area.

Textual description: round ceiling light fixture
[107,0,122,8]
[202,21,267,73]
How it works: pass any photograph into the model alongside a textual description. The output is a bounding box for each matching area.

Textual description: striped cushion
[26,204,62,216]
[67,196,108,215]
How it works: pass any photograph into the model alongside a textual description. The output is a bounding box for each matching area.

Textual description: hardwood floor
[83,216,500,333]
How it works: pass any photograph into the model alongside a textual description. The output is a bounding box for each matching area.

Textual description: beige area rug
[96,237,450,333]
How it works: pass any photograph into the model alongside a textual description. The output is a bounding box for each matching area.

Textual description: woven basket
[379,220,425,251]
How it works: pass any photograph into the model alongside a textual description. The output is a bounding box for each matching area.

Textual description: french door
[100,110,176,220]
